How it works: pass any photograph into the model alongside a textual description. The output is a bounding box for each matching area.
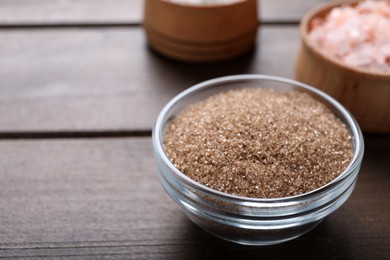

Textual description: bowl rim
[156,0,254,9]
[300,0,390,78]
[152,74,364,203]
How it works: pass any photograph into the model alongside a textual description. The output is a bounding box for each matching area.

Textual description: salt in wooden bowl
[295,0,390,133]
[143,0,258,62]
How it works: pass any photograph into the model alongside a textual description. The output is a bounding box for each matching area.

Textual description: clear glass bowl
[152,75,364,246]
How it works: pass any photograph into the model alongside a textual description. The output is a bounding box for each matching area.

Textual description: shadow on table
[363,134,390,166]
[175,216,355,260]
[145,44,259,90]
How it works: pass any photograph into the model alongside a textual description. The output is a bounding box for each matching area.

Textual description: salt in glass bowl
[152,75,364,245]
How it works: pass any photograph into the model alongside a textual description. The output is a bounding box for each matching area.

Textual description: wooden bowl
[295,0,390,133]
[143,0,258,62]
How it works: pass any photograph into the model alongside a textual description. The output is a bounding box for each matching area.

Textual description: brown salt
[163,88,353,198]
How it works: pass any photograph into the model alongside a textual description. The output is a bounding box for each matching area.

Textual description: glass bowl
[152,75,364,246]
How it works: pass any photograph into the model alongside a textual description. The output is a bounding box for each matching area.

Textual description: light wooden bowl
[143,0,258,62]
[295,0,390,133]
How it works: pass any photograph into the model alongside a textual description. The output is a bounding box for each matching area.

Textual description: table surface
[0,0,389,259]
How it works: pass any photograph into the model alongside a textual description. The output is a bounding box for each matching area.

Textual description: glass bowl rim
[152,74,364,203]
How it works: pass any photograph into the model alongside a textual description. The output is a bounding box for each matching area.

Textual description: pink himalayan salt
[309,0,390,74]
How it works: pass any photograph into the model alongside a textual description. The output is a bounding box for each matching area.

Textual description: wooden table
[0,0,389,259]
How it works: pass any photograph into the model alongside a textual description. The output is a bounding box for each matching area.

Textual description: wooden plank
[0,136,389,259]
[260,0,329,23]
[0,0,142,25]
[0,26,300,132]
[0,0,328,25]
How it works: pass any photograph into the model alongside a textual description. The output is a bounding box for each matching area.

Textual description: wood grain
[0,26,300,132]
[0,136,389,259]
[1,1,388,259]
[0,0,329,26]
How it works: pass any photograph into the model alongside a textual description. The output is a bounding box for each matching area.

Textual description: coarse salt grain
[308,0,390,73]
[163,88,353,199]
